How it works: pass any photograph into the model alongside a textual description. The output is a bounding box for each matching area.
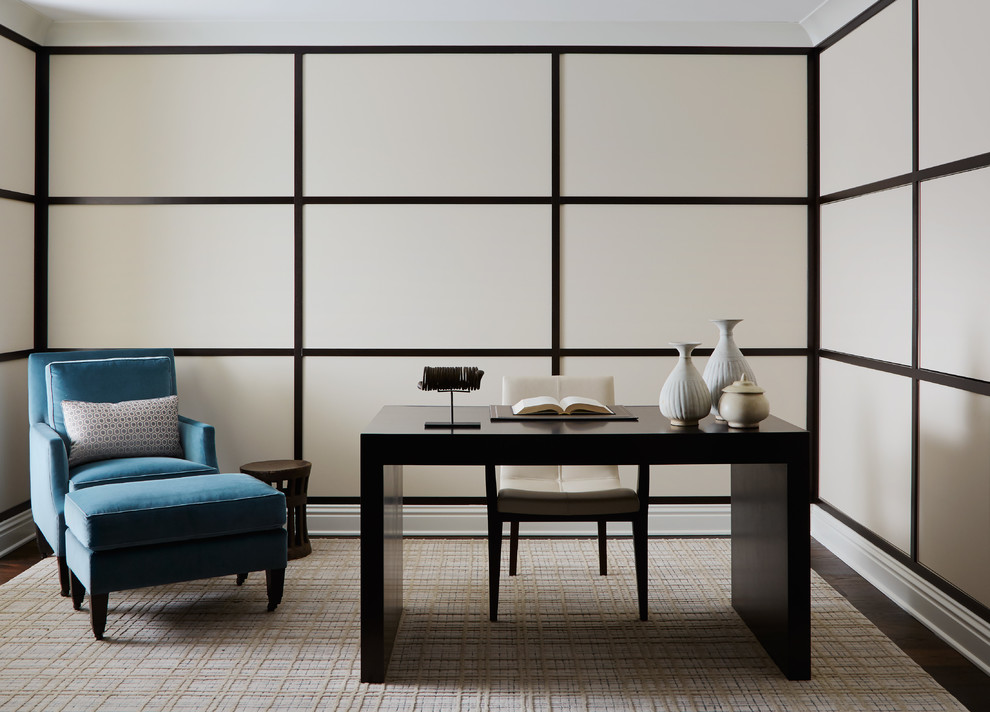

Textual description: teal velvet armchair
[28,349,219,596]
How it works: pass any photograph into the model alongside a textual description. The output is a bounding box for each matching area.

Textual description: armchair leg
[509,521,519,576]
[266,568,285,612]
[236,573,248,586]
[598,521,608,575]
[488,518,503,621]
[633,516,648,621]
[70,570,85,611]
[57,556,70,597]
[35,525,53,558]
[91,594,108,640]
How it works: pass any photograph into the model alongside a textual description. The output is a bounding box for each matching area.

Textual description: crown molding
[40,20,814,48]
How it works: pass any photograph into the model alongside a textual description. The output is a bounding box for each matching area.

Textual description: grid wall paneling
[34,46,811,502]
[820,187,913,365]
[0,199,33,353]
[819,358,913,554]
[560,204,807,349]
[819,0,912,196]
[175,357,295,475]
[818,0,990,623]
[560,54,807,197]
[0,361,29,509]
[48,54,294,197]
[919,167,990,382]
[918,0,990,169]
[47,204,295,349]
[303,204,552,349]
[918,381,990,609]
[303,54,551,197]
[302,356,549,497]
[0,36,34,195]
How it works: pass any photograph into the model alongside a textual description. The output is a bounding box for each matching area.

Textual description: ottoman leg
[91,594,109,640]
[266,568,285,612]
[70,570,85,611]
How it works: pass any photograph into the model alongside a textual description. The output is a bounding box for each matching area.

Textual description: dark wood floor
[2,537,988,710]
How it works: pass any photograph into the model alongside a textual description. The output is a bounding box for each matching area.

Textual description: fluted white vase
[702,318,757,421]
[659,342,711,427]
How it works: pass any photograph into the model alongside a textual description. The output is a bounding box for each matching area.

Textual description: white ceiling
[1,0,874,47]
[19,1,832,25]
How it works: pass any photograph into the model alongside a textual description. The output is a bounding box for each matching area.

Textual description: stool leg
[266,568,285,612]
[236,573,248,585]
[91,594,109,640]
[70,570,85,611]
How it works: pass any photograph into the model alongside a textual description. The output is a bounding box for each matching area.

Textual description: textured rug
[0,538,967,712]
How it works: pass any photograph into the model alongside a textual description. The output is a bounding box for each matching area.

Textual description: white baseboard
[0,510,36,559]
[307,502,731,538]
[811,505,990,677]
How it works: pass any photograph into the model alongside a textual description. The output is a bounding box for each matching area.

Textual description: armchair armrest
[30,422,70,555]
[178,415,219,472]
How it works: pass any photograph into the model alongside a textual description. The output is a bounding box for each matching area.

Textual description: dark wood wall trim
[0,21,39,51]
[33,50,48,353]
[816,0,901,52]
[0,188,33,203]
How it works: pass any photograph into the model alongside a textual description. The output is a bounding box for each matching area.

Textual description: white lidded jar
[718,377,770,429]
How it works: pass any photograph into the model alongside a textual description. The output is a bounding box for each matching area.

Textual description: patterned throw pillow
[61,395,184,467]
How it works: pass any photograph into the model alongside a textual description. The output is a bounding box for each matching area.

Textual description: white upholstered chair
[485,375,649,621]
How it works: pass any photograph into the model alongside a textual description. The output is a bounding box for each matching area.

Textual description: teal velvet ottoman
[64,473,288,640]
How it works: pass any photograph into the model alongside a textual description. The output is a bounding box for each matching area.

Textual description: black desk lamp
[418,366,484,429]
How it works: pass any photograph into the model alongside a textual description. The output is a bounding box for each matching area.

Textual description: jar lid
[722,377,764,394]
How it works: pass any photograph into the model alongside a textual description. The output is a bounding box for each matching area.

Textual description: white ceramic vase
[659,342,711,427]
[702,318,757,421]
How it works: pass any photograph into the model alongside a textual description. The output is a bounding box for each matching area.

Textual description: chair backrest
[502,375,615,407]
[28,349,178,435]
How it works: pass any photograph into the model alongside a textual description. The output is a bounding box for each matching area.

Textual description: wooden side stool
[240,459,312,560]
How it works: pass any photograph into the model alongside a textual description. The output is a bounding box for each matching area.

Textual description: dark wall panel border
[0,188,33,203]
[0,22,39,51]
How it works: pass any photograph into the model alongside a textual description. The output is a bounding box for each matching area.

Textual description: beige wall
[42,50,808,499]
[0,33,34,513]
[819,0,990,607]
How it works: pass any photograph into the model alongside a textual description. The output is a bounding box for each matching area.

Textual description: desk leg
[361,461,403,683]
[731,462,810,680]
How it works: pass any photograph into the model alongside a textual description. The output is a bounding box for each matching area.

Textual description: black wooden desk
[360,405,811,683]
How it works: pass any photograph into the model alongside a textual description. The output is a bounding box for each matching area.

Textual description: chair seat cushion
[69,456,217,491]
[64,473,286,551]
[498,487,640,516]
[499,464,623,493]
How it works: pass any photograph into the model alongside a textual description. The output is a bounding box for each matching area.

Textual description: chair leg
[236,573,248,586]
[266,568,285,612]
[70,570,85,611]
[57,556,70,597]
[598,521,608,575]
[90,594,108,640]
[508,521,520,576]
[488,518,503,622]
[633,516,648,621]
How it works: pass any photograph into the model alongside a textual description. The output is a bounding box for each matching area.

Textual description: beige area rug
[0,538,968,712]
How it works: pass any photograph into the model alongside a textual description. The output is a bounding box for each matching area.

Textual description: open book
[511,395,614,416]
